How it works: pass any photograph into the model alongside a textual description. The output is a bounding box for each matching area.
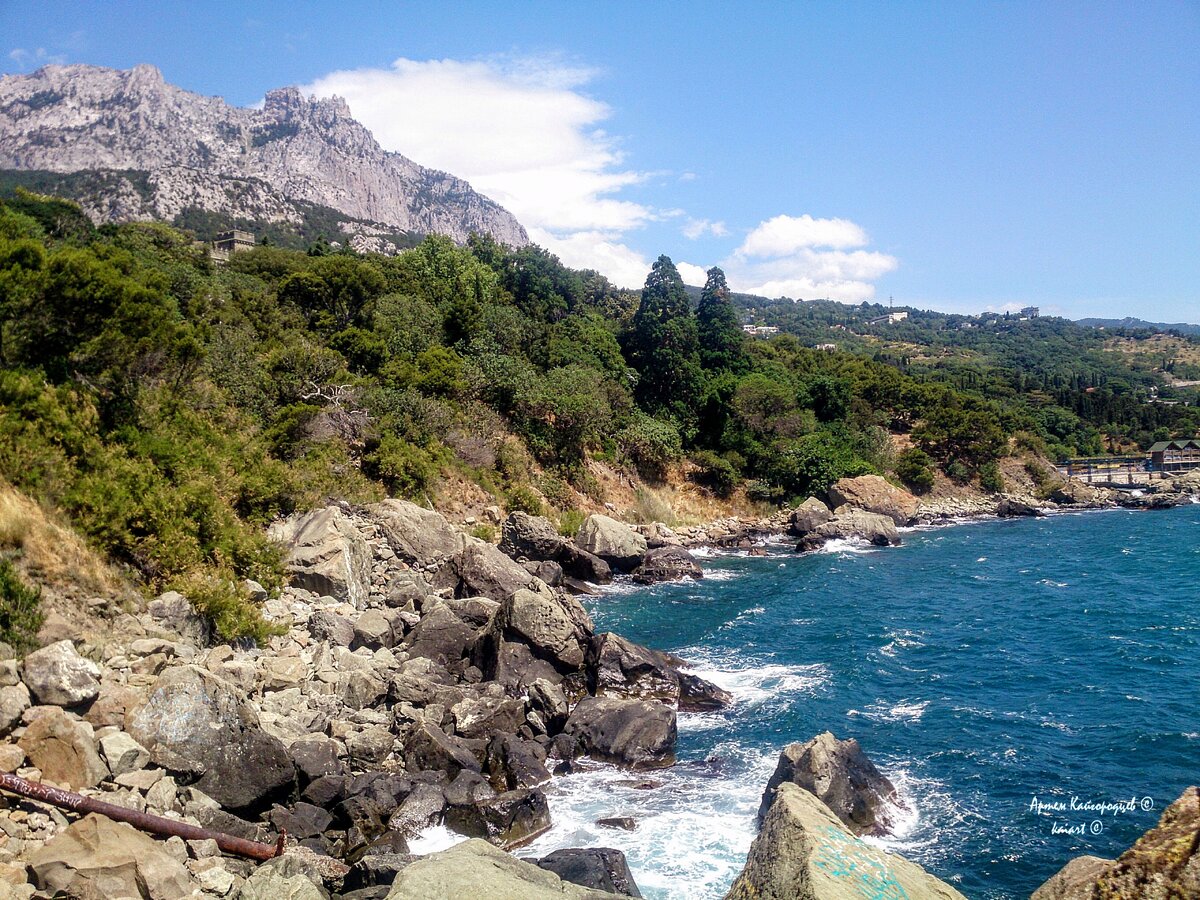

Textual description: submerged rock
[535,848,643,897]
[995,497,1045,518]
[757,731,900,836]
[444,786,552,848]
[630,546,703,584]
[1033,785,1200,899]
[726,783,966,900]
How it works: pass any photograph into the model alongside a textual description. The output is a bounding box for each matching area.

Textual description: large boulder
[270,506,372,608]
[726,783,966,900]
[576,515,647,571]
[454,537,543,601]
[787,497,833,536]
[444,787,552,848]
[995,497,1045,518]
[630,546,703,585]
[126,665,295,810]
[401,721,482,779]
[563,696,676,769]
[826,475,919,527]
[237,855,328,900]
[757,732,900,836]
[535,848,643,897]
[386,839,619,899]
[403,602,482,670]
[17,707,108,789]
[20,640,101,707]
[1032,786,1200,900]
[586,632,679,704]
[501,513,612,584]
[475,588,593,691]
[800,508,900,550]
[146,590,212,646]
[28,813,193,899]
[368,498,464,569]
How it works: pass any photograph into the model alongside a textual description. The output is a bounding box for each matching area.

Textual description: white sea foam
[682,660,832,705]
[521,748,777,900]
[703,568,745,582]
[848,699,929,723]
[818,537,879,555]
[408,823,469,855]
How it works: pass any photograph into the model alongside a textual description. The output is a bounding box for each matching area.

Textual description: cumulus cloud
[723,213,897,301]
[676,261,711,286]
[528,227,651,290]
[682,218,729,240]
[303,56,662,285]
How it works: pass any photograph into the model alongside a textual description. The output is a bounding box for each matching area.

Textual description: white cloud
[8,47,67,68]
[736,214,869,257]
[721,213,897,301]
[676,261,710,286]
[682,218,729,240]
[529,227,650,290]
[302,56,657,277]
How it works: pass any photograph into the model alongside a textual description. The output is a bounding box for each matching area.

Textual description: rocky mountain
[0,64,529,249]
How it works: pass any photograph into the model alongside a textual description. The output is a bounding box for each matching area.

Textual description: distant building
[1149,438,1200,472]
[741,324,779,337]
[209,229,255,264]
[870,311,908,325]
[815,343,837,351]
[1020,306,1040,318]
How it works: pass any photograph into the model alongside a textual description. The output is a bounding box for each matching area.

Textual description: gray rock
[563,696,676,769]
[826,475,920,527]
[443,787,552,848]
[387,782,446,837]
[98,730,150,777]
[126,665,295,810]
[787,497,833,536]
[484,734,551,791]
[346,725,395,766]
[1032,855,1116,900]
[475,588,593,691]
[726,783,966,900]
[147,590,213,646]
[451,695,525,741]
[403,603,480,669]
[271,506,372,608]
[289,735,345,783]
[353,609,401,650]
[587,632,680,703]
[386,839,616,899]
[576,515,648,571]
[20,639,101,707]
[756,732,900,836]
[28,813,194,899]
[402,721,482,779]
[18,706,109,789]
[0,682,30,735]
[369,499,463,570]
[996,497,1045,518]
[501,513,612,584]
[528,678,569,735]
[630,546,703,584]
[536,848,643,897]
[237,855,329,900]
[454,537,542,601]
[800,507,900,550]
[308,610,356,647]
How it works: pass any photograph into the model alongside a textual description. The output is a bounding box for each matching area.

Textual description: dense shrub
[0,559,44,653]
[895,447,935,494]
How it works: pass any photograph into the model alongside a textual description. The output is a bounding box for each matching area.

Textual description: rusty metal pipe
[0,771,284,861]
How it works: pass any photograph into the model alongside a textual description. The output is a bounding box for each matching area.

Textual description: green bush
[505,484,545,516]
[174,571,283,645]
[616,413,681,482]
[0,559,44,653]
[558,508,585,538]
[469,523,497,543]
[894,447,935,494]
[689,450,740,498]
[365,435,439,500]
[979,461,1004,493]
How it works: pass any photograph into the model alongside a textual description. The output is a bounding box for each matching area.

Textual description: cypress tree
[696,266,747,373]
[627,255,702,430]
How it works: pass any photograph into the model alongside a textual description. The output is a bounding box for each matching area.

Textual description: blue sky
[2,1,1197,320]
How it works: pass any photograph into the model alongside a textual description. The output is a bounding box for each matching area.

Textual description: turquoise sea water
[521,504,1200,899]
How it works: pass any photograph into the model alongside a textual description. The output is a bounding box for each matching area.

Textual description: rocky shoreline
[0,475,1197,898]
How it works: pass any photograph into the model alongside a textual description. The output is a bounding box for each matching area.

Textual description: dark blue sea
[520,505,1200,899]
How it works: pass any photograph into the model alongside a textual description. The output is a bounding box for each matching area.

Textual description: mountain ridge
[0,63,528,249]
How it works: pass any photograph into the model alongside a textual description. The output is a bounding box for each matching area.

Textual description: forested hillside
[0,189,1195,640]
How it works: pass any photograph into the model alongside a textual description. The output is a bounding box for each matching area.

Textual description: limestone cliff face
[0,64,529,246]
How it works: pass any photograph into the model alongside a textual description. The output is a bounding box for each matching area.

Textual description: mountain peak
[0,64,528,248]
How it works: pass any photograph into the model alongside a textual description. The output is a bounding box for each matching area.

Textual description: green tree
[697,267,748,373]
[626,255,702,431]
